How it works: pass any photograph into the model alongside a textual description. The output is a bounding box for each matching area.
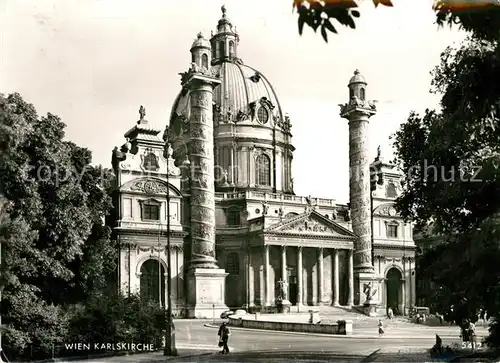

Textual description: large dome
[169,61,284,123]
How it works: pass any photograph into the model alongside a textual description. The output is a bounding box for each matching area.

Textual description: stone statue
[277,279,288,300]
[278,206,284,220]
[368,100,378,110]
[331,208,337,220]
[345,208,351,222]
[220,169,229,186]
[376,145,381,160]
[261,201,269,216]
[363,282,377,302]
[164,142,173,159]
[139,105,146,120]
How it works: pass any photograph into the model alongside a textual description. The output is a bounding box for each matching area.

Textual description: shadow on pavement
[167,351,366,362]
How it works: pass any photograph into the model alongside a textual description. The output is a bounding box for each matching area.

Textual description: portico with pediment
[245,210,355,309]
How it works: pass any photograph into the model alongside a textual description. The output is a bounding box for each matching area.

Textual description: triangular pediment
[264,210,355,238]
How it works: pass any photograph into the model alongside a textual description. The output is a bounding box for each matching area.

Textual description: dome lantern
[210,5,240,64]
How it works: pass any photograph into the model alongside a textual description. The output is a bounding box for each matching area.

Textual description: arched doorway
[386,268,402,315]
[140,259,166,307]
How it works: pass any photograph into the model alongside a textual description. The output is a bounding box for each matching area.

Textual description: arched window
[360,87,365,100]
[191,53,195,63]
[140,259,165,306]
[202,53,209,68]
[219,41,225,58]
[349,88,354,99]
[255,154,271,186]
[229,41,234,57]
[226,252,239,275]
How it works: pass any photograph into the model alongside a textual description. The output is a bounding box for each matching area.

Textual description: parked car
[220,310,234,319]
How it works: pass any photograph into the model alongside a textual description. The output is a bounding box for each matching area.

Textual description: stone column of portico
[297,246,303,308]
[347,249,354,306]
[281,246,287,281]
[333,249,340,306]
[248,249,255,307]
[264,245,271,305]
[317,248,324,305]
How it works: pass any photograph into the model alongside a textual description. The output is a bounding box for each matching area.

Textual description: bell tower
[210,5,240,64]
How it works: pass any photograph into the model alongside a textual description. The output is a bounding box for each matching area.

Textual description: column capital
[281,245,287,252]
[297,246,303,252]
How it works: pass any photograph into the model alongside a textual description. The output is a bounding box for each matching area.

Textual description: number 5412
[462,342,482,349]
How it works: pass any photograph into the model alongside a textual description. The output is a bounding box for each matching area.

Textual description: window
[226,208,240,226]
[349,88,354,99]
[387,223,398,238]
[257,107,269,124]
[143,152,159,171]
[229,41,234,57]
[202,53,208,68]
[141,201,160,221]
[219,41,225,58]
[226,252,239,275]
[285,212,298,218]
[360,87,365,100]
[191,53,195,63]
[255,153,271,186]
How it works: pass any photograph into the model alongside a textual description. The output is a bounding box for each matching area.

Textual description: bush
[67,291,165,351]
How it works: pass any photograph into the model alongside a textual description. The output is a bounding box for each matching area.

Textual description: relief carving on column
[124,250,130,274]
[190,206,214,222]
[191,90,211,109]
[190,192,214,207]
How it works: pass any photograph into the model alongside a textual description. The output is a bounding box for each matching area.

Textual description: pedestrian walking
[217,322,231,354]
[378,319,385,337]
[387,307,394,319]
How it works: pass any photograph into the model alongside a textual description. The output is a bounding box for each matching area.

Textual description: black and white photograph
[1,0,500,361]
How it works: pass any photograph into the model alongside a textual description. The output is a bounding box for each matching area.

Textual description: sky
[0,0,466,203]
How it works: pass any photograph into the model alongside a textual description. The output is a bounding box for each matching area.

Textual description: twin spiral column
[340,70,377,305]
[182,70,228,318]
[185,76,219,269]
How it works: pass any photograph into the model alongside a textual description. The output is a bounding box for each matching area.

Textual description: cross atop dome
[221,5,227,17]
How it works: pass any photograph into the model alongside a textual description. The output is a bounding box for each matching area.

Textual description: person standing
[218,322,231,354]
[378,319,385,337]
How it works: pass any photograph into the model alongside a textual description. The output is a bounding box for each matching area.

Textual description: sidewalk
[205,323,486,340]
[83,345,223,363]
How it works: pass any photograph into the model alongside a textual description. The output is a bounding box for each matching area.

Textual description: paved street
[82,319,481,362]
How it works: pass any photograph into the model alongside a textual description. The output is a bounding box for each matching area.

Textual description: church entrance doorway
[386,268,402,315]
[140,259,166,307]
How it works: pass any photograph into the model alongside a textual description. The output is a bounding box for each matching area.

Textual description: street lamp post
[164,139,177,356]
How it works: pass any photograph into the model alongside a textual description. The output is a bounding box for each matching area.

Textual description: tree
[391,32,500,346]
[0,93,116,358]
[293,0,500,42]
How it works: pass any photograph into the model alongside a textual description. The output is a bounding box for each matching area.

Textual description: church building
[110,6,416,318]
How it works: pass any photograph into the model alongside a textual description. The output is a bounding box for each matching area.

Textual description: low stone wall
[228,315,352,335]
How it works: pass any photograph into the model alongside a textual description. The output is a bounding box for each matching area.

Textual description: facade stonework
[110,7,416,318]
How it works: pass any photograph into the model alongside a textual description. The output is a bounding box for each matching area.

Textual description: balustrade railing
[214,191,337,206]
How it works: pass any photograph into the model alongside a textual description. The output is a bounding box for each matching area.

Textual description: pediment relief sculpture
[373,204,398,217]
[123,179,180,196]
